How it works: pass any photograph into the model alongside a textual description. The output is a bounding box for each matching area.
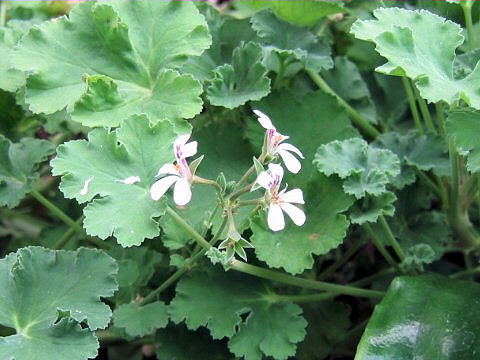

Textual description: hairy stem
[268,292,337,303]
[379,215,405,261]
[193,176,222,193]
[363,223,400,270]
[402,77,424,134]
[53,216,84,250]
[307,70,380,138]
[435,102,447,137]
[413,84,436,133]
[462,1,475,51]
[237,154,265,187]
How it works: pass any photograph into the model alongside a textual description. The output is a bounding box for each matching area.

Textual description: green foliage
[447,109,480,172]
[113,302,168,337]
[0,247,117,360]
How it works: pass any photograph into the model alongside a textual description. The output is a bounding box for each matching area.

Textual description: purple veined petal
[253,109,274,129]
[182,141,198,159]
[173,177,192,206]
[156,163,180,177]
[268,203,285,231]
[173,134,191,149]
[268,163,284,186]
[150,175,178,201]
[279,188,305,204]
[278,149,301,174]
[277,142,304,159]
[256,171,274,191]
[80,176,94,196]
[118,176,141,185]
[280,203,306,226]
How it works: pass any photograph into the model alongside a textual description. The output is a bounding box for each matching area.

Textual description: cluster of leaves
[1,1,480,360]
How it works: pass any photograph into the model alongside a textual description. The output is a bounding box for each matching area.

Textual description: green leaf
[13,2,211,126]
[314,138,400,199]
[351,8,480,108]
[251,10,333,73]
[399,244,435,272]
[244,0,344,27]
[51,115,181,247]
[0,27,26,92]
[206,42,271,109]
[322,56,377,124]
[0,135,54,208]
[0,246,118,360]
[373,130,450,176]
[356,274,480,359]
[446,109,480,173]
[113,302,168,337]
[250,174,354,275]
[349,192,397,225]
[169,268,307,360]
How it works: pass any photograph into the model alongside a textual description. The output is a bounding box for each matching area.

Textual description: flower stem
[237,198,264,207]
[402,77,424,134]
[363,223,399,270]
[193,176,222,193]
[317,240,362,281]
[268,292,337,303]
[53,216,84,250]
[0,1,7,27]
[379,215,405,261]
[351,267,396,287]
[461,1,475,51]
[307,70,380,138]
[413,84,436,133]
[165,206,212,249]
[237,154,265,187]
[31,190,109,250]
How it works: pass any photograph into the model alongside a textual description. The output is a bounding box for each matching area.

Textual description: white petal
[182,141,198,158]
[256,171,274,190]
[173,134,191,149]
[118,176,141,185]
[268,163,284,185]
[268,203,285,231]
[80,176,94,196]
[156,163,180,176]
[173,177,192,206]
[280,203,306,226]
[275,131,289,143]
[279,188,304,204]
[253,109,274,129]
[277,142,304,159]
[278,150,302,174]
[150,176,178,201]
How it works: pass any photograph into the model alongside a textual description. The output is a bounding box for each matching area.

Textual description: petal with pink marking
[278,149,301,174]
[256,171,274,190]
[173,177,192,206]
[279,188,305,204]
[253,109,274,129]
[268,203,285,231]
[182,141,198,158]
[156,163,180,176]
[268,163,284,185]
[280,203,306,226]
[277,142,304,159]
[173,134,191,149]
[150,175,178,201]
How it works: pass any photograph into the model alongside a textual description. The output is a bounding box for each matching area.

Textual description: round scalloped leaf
[0,246,118,360]
[356,274,480,359]
[0,27,26,92]
[351,8,480,109]
[169,269,307,360]
[51,115,181,247]
[0,136,54,208]
[113,302,168,337]
[12,2,211,126]
[206,42,271,109]
[349,192,397,225]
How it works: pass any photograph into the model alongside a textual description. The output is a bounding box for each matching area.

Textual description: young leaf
[0,136,54,208]
[51,114,181,247]
[314,138,400,199]
[250,174,354,275]
[349,192,397,225]
[206,42,271,109]
[113,302,168,337]
[12,2,211,126]
[351,8,480,108]
[0,246,118,360]
[169,268,307,360]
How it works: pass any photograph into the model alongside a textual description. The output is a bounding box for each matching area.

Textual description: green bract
[0,247,117,360]
[51,115,180,247]
[13,2,211,126]
[0,136,54,208]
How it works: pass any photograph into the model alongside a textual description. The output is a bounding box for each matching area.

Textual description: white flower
[118,176,141,185]
[253,110,304,174]
[150,134,197,206]
[80,176,94,196]
[256,163,306,232]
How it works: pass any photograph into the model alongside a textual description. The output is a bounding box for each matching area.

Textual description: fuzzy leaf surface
[0,27,26,92]
[0,247,118,360]
[51,115,180,247]
[113,302,168,337]
[351,8,480,108]
[12,2,211,126]
[349,192,397,225]
[0,136,54,208]
[169,269,307,360]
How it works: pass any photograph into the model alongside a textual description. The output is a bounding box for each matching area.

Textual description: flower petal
[268,163,284,185]
[80,176,94,196]
[256,171,274,190]
[173,177,192,206]
[253,109,274,129]
[182,141,198,158]
[277,142,304,159]
[278,149,302,174]
[268,203,285,231]
[280,203,306,226]
[173,134,191,149]
[156,163,180,176]
[118,175,141,185]
[279,188,305,204]
[150,176,178,201]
